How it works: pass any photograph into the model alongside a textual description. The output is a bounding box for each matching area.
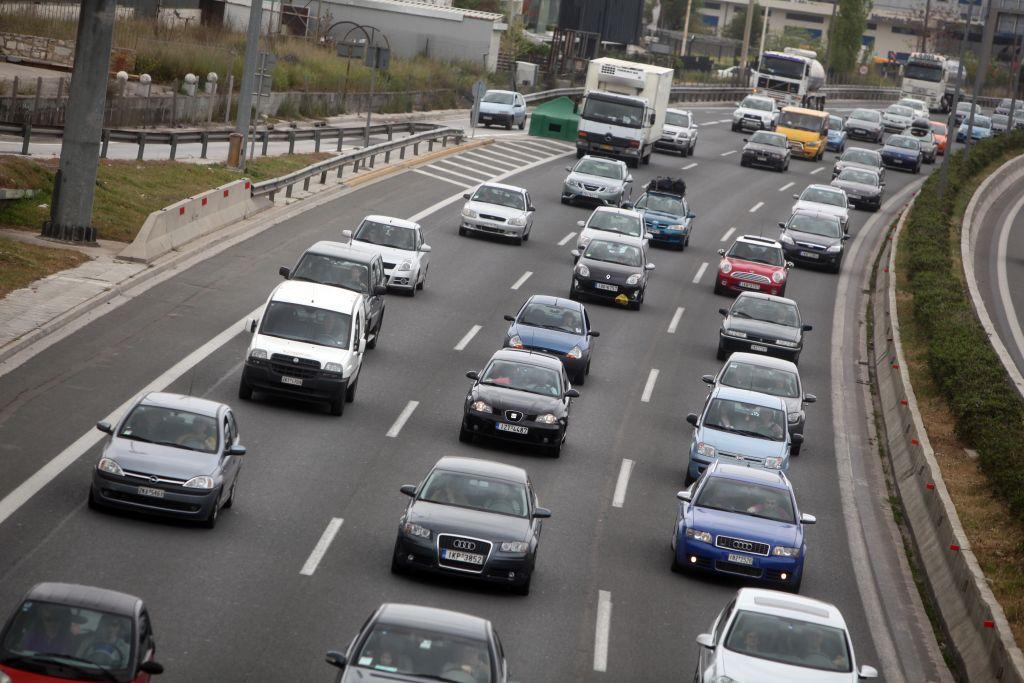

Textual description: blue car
[672,461,816,592]
[633,189,694,250]
[956,114,993,142]
[685,385,800,484]
[503,295,598,385]
[879,134,922,174]
[825,115,847,152]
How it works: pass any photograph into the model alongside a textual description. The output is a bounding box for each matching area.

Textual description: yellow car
[776,107,830,161]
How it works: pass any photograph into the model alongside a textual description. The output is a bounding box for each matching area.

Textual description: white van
[239,280,366,416]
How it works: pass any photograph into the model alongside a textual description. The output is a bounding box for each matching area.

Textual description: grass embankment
[0,154,330,243]
[895,131,1024,643]
[0,237,89,298]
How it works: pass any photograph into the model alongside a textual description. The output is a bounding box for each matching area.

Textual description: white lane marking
[454,325,482,351]
[299,518,344,576]
[510,271,533,290]
[810,166,824,175]
[386,400,420,438]
[505,139,555,155]
[718,119,733,123]
[692,262,709,284]
[0,306,261,528]
[996,193,1024,365]
[749,201,764,213]
[429,160,491,183]
[683,162,698,170]
[641,369,660,403]
[489,146,538,164]
[703,121,719,126]
[500,141,548,159]
[448,154,503,175]
[667,307,685,334]
[462,149,519,170]
[611,459,635,508]
[593,590,612,672]
[720,227,736,242]
[411,168,468,188]
[720,150,736,157]
[558,231,577,246]
[779,181,795,192]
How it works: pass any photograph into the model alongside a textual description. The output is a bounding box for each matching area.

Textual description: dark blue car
[671,461,816,592]
[825,115,847,152]
[503,295,598,385]
[879,135,922,173]
[633,190,695,250]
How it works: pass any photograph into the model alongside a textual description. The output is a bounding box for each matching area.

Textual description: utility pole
[740,0,756,79]
[231,0,263,170]
[758,6,770,59]
[681,0,694,57]
[1008,32,1022,128]
[938,0,975,197]
[921,0,932,53]
[965,0,998,160]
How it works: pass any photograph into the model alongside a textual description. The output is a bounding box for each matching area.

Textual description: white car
[882,104,915,133]
[896,97,928,117]
[792,184,850,233]
[576,206,646,252]
[732,95,780,133]
[717,65,741,78]
[343,215,431,296]
[695,588,878,682]
[459,182,535,245]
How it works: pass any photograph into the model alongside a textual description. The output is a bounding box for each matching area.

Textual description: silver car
[657,108,699,156]
[561,155,633,207]
[459,182,535,245]
[576,206,646,252]
[476,89,527,130]
[843,109,884,143]
[343,215,431,296]
[882,104,915,133]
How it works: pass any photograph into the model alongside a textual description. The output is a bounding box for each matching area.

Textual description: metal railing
[250,126,465,202]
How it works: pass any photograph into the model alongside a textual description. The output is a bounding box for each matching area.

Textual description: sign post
[470,79,487,139]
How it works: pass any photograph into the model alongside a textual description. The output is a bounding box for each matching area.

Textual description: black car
[391,457,551,595]
[830,167,885,211]
[717,292,812,364]
[843,108,884,142]
[279,240,388,349]
[0,582,164,681]
[326,603,509,682]
[740,130,791,171]
[570,234,655,311]
[460,348,578,457]
[832,147,885,180]
[778,212,849,272]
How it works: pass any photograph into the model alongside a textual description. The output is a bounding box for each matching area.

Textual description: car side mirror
[420,244,432,253]
[701,374,715,385]
[139,661,164,675]
[342,229,353,238]
[742,138,749,142]
[686,413,699,426]
[802,323,813,331]
[696,633,715,649]
[649,113,656,125]
[645,263,656,271]
[565,388,580,398]
[576,220,586,228]
[786,261,795,269]
[792,194,800,199]
[278,266,291,279]
[777,221,786,229]
[462,193,471,199]
[718,308,729,316]
[570,249,581,259]
[791,433,804,445]
[800,512,817,525]
[96,421,113,435]
[842,235,851,241]
[528,205,536,212]
[588,330,600,337]
[676,489,692,503]
[533,507,552,518]
[226,444,247,456]
[804,393,817,403]
[374,284,388,295]
[503,314,516,322]
[717,248,726,256]
[858,665,879,679]
[687,212,696,219]
[466,371,479,380]
[326,651,348,670]
[626,175,633,183]
[400,484,417,497]
[249,319,257,333]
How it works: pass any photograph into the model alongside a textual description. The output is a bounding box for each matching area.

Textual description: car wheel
[684,470,696,486]
[518,120,526,130]
[549,440,562,458]
[345,376,358,403]
[740,158,749,167]
[586,360,592,376]
[367,314,382,350]
[914,163,921,174]
[573,370,586,386]
[87,488,101,511]
[792,441,802,456]
[713,280,725,296]
[237,377,253,401]
[787,574,803,594]
[576,149,585,159]
[569,287,580,301]
[671,552,688,574]
[391,543,409,575]
[731,122,739,132]
[329,392,345,416]
[224,480,237,508]
[831,258,842,274]
[560,196,570,205]
[506,121,513,130]
[522,229,530,242]
[458,226,468,236]
[203,499,219,529]
[512,235,523,246]
[779,284,787,297]
[417,269,426,291]
[716,340,727,361]
[791,351,801,365]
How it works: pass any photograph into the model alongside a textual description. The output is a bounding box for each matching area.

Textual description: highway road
[0,103,946,681]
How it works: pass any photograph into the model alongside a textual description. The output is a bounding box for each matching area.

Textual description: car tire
[627,158,639,169]
[573,370,586,386]
[671,553,688,575]
[560,196,570,205]
[549,440,562,458]
[203,500,219,529]
[87,488,101,511]
[831,258,842,274]
[391,544,409,576]
[367,314,382,350]
[458,226,468,236]
[511,574,532,596]
[740,157,749,167]
[512,235,523,246]
[329,392,345,416]
[791,351,801,365]
[237,377,253,401]
[787,575,803,594]
[576,149,585,159]
[792,441,802,456]
[417,269,426,291]
[914,163,921,174]
[716,340,728,361]
[731,122,739,132]
[568,287,579,301]
[345,376,358,403]
[522,229,530,242]
[506,121,513,130]
[713,280,725,296]
[518,120,526,130]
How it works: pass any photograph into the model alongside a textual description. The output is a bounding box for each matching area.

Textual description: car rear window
[720,361,800,398]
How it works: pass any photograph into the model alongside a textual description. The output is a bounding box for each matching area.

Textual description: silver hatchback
[459,182,535,245]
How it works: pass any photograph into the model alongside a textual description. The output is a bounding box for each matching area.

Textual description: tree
[659,0,710,34]
[827,0,870,74]
[723,6,764,48]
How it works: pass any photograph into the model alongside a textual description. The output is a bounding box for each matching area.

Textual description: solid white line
[558,232,577,246]
[611,459,635,508]
[386,400,420,438]
[0,306,261,528]
[703,121,719,126]
[593,590,612,672]
[720,227,736,242]
[810,166,824,175]
[667,307,685,334]
[447,154,503,175]
[299,517,344,576]
[996,193,1024,365]
[779,181,795,192]
[454,325,482,351]
[683,162,699,170]
[640,369,659,403]
[692,262,709,284]
[720,150,736,157]
[749,201,764,213]
[510,271,533,290]
[718,119,733,123]
[410,168,468,188]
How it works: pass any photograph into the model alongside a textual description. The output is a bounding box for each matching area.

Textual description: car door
[515,94,527,125]
[222,412,241,494]
[134,609,156,682]
[699,598,736,678]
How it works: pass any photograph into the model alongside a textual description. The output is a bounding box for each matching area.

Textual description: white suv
[239,280,367,416]
[732,95,780,132]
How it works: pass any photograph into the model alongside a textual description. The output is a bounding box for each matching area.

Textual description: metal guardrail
[250,126,465,202]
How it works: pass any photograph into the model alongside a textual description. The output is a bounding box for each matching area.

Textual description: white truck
[750,47,826,110]
[576,58,674,168]
[900,52,951,113]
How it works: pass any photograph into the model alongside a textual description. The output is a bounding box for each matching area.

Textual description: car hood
[465,200,526,220]
[725,316,801,343]
[663,123,685,136]
[833,160,880,175]
[349,240,419,266]
[407,500,530,541]
[831,179,880,196]
[698,425,788,460]
[567,171,626,189]
[845,119,880,130]
[478,101,514,115]
[510,325,584,354]
[103,438,220,479]
[735,107,774,119]
[881,145,919,157]
[717,650,855,682]
[580,257,644,285]
[473,383,564,414]
[689,506,801,547]
[743,142,786,155]
[785,228,843,248]
[792,201,847,221]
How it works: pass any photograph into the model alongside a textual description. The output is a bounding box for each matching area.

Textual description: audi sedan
[459,182,535,245]
[391,457,551,595]
[561,155,632,207]
[460,348,579,457]
[777,211,848,272]
[89,392,245,529]
[503,295,599,385]
[717,292,812,364]
[570,235,655,310]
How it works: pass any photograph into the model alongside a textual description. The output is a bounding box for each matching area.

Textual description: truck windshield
[758,54,805,80]
[904,62,944,83]
[778,111,824,132]
[582,95,644,129]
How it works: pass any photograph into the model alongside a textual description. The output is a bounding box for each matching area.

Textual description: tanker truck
[750,47,827,110]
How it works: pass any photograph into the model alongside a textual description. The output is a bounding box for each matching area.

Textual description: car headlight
[685,528,712,543]
[826,244,843,253]
[508,334,524,349]
[566,345,583,359]
[775,339,799,348]
[323,362,344,374]
[763,456,784,469]
[536,413,559,424]
[576,263,590,277]
[719,260,732,274]
[772,545,801,557]
[626,273,642,285]
[771,270,786,283]
[249,348,268,360]
[499,541,529,553]
[471,400,492,413]
[695,442,716,458]
[724,328,747,338]
[403,522,432,539]
[183,475,215,489]
[788,411,802,424]
[462,206,478,219]
[396,261,412,272]
[779,233,794,244]
[507,215,527,227]
[97,457,124,476]
[733,111,742,119]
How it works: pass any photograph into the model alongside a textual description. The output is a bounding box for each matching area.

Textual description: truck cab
[751,48,826,110]
[900,53,950,113]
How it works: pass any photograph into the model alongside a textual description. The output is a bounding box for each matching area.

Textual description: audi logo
[452,539,477,551]
[732,541,754,552]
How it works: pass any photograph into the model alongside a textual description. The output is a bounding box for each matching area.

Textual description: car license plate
[854,129,866,135]
[599,144,614,151]
[727,553,754,566]
[595,282,618,291]
[738,282,760,290]
[496,422,529,435]
[281,376,303,386]
[442,549,485,564]
[481,115,493,121]
[799,251,820,259]
[137,486,164,498]
[750,344,768,353]
[756,154,767,160]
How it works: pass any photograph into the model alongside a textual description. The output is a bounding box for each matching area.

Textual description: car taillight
[578,131,588,138]
[628,140,640,148]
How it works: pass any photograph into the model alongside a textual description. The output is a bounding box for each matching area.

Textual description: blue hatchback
[957,115,993,142]
[672,461,816,592]
[825,115,847,152]
[503,295,598,385]
[633,190,694,250]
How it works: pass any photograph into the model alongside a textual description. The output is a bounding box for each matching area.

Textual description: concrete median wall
[119,179,270,264]
[872,205,1024,682]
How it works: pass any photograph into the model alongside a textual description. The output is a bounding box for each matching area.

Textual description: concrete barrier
[119,179,270,263]
[872,203,1024,682]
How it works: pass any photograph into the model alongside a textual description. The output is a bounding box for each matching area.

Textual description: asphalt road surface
[0,104,942,681]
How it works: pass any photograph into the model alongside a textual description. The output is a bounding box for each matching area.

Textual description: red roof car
[714,235,792,297]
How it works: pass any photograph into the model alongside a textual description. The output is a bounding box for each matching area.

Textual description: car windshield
[727,241,784,267]
[574,159,624,180]
[970,116,992,129]
[732,297,801,326]
[584,239,644,268]
[800,187,845,207]
[666,111,691,127]
[779,111,825,132]
[750,131,786,148]
[472,185,526,210]
[758,55,804,79]
[353,622,495,682]
[259,300,352,350]
[904,62,944,83]
[703,397,787,442]
[887,136,919,150]
[741,97,774,112]
[419,470,529,518]
[886,105,913,117]
[827,116,843,131]
[695,477,796,522]
[581,94,644,128]
[720,361,801,399]
[788,213,843,237]
[480,359,561,397]
[587,211,642,237]
[518,302,584,335]
[841,149,879,166]
[640,193,685,215]
[0,599,135,674]
[837,169,879,187]
[292,253,369,294]
[353,220,417,251]
[993,114,1009,125]
[118,404,219,454]
[724,611,852,673]
[849,109,880,122]
[482,91,514,105]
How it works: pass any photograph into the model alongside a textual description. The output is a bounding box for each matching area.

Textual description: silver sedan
[561,155,633,207]
[459,183,535,246]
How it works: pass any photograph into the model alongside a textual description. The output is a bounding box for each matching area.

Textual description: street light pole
[231,0,262,170]
[681,0,694,57]
[964,0,998,160]
[938,0,975,197]
[739,0,756,78]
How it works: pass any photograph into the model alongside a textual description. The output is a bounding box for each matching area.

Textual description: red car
[714,235,792,297]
